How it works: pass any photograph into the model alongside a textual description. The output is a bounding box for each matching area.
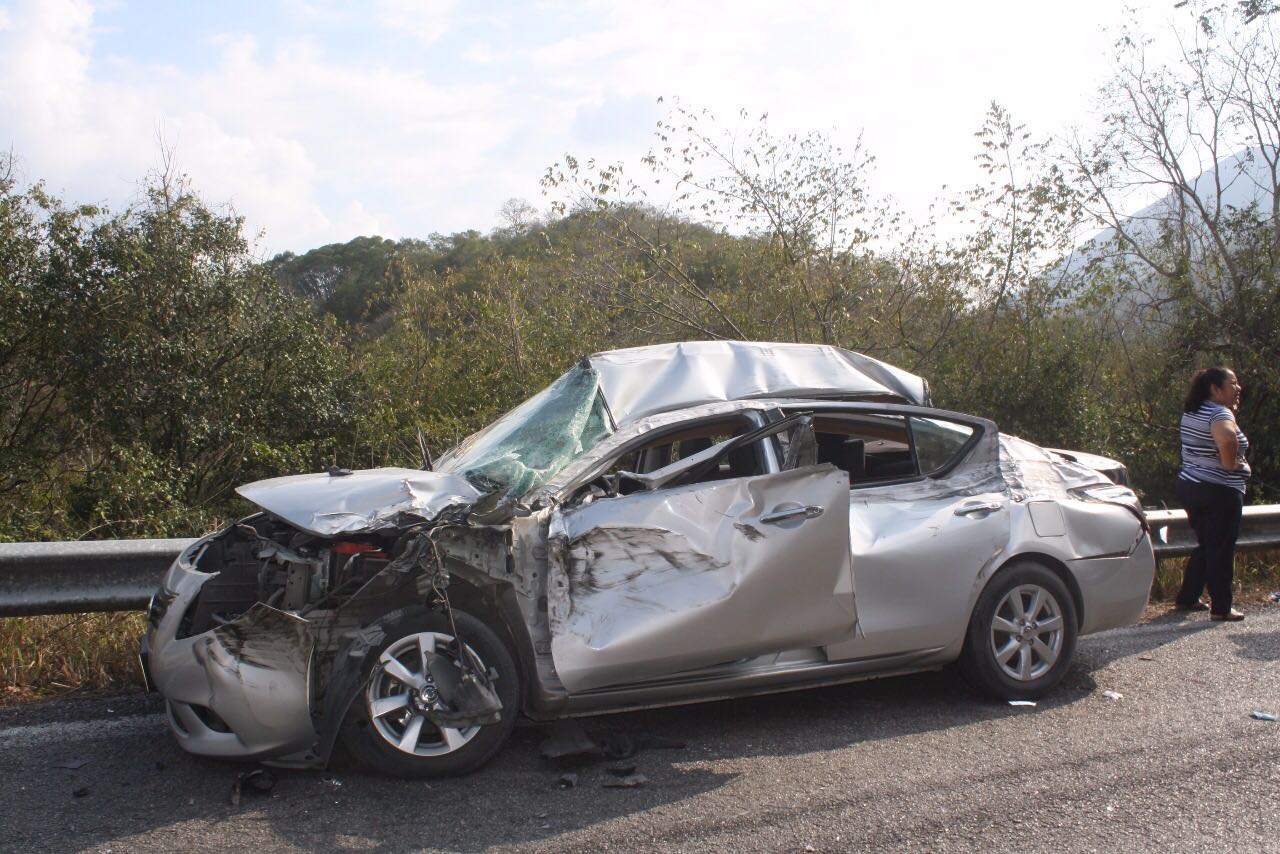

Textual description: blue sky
[0,0,1178,256]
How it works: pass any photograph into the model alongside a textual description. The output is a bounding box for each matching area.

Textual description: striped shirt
[1180,401,1250,493]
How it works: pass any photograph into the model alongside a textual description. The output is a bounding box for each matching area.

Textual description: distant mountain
[1065,145,1277,275]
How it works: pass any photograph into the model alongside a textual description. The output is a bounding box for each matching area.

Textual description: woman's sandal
[1209,609,1244,622]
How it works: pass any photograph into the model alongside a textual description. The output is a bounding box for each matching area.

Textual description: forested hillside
[2,5,1277,543]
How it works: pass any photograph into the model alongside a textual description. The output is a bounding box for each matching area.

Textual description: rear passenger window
[810,414,914,484]
[799,412,977,486]
[910,417,976,475]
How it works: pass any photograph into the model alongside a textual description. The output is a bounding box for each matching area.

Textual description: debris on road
[54,758,91,770]
[540,720,687,763]
[230,768,277,806]
[1007,700,1036,707]
[1138,655,1154,661]
[600,731,687,758]
[1268,592,1280,603]
[1249,711,1277,721]
[540,721,602,761]
[602,772,647,789]
[556,772,579,789]
[1102,690,1124,700]
[322,777,343,787]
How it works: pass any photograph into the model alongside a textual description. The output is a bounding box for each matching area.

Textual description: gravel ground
[1,604,1277,853]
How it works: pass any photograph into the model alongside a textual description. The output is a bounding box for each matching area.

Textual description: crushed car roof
[587,341,928,426]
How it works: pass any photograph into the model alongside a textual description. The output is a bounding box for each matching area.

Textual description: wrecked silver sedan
[143,341,1155,776]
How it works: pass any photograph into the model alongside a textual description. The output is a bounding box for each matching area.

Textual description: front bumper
[146,536,318,762]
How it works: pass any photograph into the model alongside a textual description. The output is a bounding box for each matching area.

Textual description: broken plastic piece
[1249,711,1277,721]
[556,772,579,788]
[1269,592,1280,603]
[54,758,91,770]
[1102,690,1123,700]
[539,720,602,761]
[1007,699,1036,707]
[230,767,277,805]
[602,772,648,789]
[421,648,503,728]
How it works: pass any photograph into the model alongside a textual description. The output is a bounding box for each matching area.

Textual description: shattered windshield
[435,364,612,498]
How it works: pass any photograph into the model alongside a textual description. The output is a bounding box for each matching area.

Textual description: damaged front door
[546,460,855,693]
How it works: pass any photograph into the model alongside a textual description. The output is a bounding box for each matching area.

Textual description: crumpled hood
[236,467,483,537]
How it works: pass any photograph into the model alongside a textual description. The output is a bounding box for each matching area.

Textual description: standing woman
[1176,367,1250,621]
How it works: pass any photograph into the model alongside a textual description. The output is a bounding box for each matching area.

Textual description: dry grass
[0,552,1276,710]
[1151,548,1280,602]
[0,611,148,706]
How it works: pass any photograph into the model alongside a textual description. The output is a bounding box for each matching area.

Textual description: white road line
[0,712,166,749]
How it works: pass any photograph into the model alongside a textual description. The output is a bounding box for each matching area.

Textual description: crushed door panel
[546,465,855,693]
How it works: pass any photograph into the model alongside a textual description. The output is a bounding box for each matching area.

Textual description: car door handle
[761,505,824,525]
[954,501,1003,516]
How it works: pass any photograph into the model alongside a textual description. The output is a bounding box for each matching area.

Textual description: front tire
[959,561,1078,700]
[340,607,520,777]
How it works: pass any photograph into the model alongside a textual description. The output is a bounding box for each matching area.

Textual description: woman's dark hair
[1183,366,1233,412]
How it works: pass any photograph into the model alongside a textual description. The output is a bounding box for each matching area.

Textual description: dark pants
[1176,478,1243,613]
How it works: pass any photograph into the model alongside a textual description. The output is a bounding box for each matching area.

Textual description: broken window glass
[436,365,613,498]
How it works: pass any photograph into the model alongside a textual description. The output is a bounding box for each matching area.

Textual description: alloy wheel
[365,631,485,757]
[988,584,1065,682]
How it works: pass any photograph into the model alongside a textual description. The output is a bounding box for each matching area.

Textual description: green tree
[1066,2,1280,501]
[0,166,358,539]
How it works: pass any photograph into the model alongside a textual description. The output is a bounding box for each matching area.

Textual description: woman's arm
[1211,419,1241,470]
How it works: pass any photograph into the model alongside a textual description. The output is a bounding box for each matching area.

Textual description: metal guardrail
[1,507,1278,618]
[1145,505,1280,558]
[0,538,194,617]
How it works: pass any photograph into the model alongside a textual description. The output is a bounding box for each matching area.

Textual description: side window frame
[766,405,986,489]
[906,414,984,479]
[557,410,777,504]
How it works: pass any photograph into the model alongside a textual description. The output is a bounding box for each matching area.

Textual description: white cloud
[461,41,497,65]
[0,0,1181,253]
[375,0,460,46]
[0,0,525,251]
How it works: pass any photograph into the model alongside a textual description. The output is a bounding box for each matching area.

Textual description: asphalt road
[2,605,1278,853]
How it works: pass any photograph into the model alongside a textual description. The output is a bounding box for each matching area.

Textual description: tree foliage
[2,5,1278,544]
[0,164,355,539]
[1067,1,1279,498]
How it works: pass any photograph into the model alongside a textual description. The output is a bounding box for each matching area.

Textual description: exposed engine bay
[148,507,510,769]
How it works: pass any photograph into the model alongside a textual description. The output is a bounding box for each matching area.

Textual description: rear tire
[340,607,519,777]
[959,560,1077,700]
